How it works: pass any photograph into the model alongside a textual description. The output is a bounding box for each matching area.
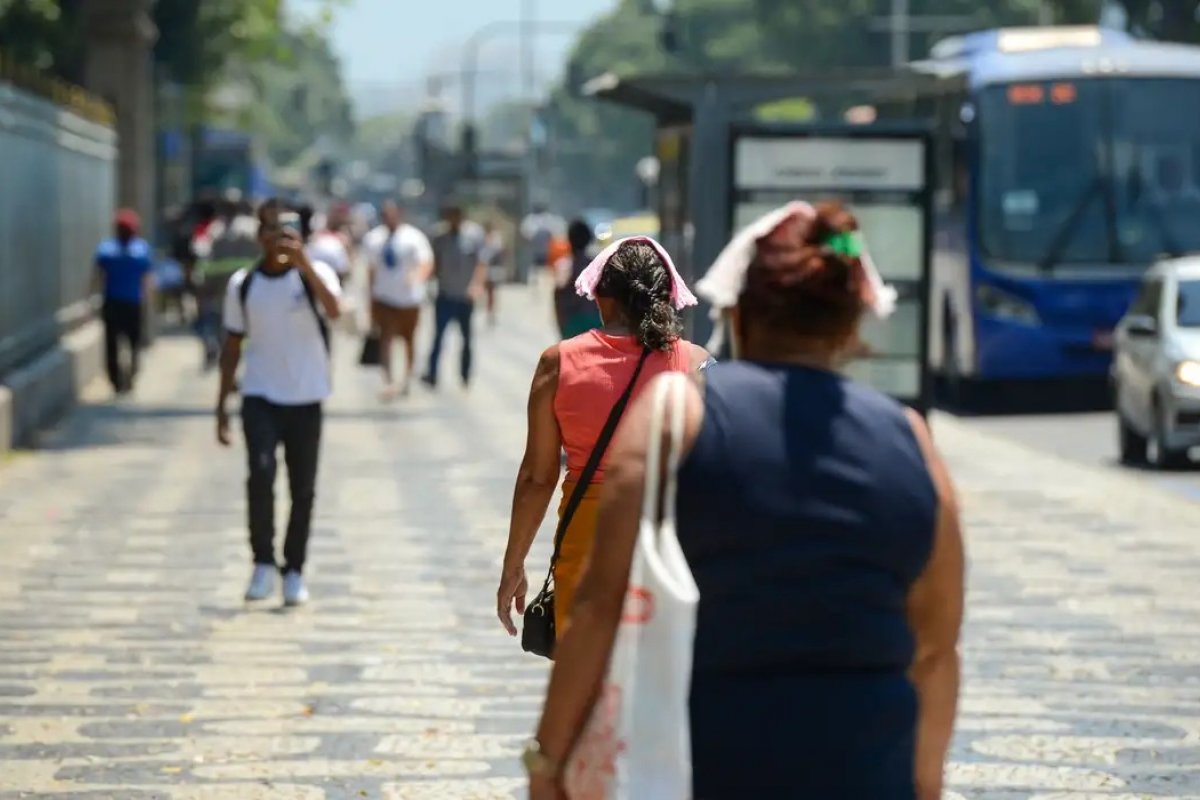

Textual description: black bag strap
[541,346,652,589]
[238,262,330,353]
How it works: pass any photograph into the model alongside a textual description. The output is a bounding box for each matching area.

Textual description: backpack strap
[299,273,331,353]
[237,262,330,354]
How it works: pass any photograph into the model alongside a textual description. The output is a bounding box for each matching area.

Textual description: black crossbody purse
[522,347,652,660]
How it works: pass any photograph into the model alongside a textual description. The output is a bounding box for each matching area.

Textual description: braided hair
[594,241,682,351]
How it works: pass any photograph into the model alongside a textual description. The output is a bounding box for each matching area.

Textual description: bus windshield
[979,78,1200,267]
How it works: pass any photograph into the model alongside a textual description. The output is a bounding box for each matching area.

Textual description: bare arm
[531,375,704,787]
[497,346,565,636]
[215,333,243,446]
[468,257,488,301]
[904,409,965,800]
[91,264,104,300]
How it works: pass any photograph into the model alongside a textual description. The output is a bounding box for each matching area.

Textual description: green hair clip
[823,231,862,259]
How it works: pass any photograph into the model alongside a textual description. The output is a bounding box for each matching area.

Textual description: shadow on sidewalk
[22,400,442,452]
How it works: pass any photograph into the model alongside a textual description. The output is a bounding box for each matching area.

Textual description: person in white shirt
[216,198,342,607]
[365,200,434,399]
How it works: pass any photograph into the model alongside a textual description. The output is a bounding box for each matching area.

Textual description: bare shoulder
[684,340,711,368]
[904,408,957,506]
[536,344,561,373]
[528,344,562,398]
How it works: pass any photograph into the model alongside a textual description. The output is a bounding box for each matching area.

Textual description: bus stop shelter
[585,70,947,412]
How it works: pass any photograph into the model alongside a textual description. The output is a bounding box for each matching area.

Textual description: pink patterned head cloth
[574,235,698,311]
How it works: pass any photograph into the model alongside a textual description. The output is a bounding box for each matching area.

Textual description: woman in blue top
[527,201,965,799]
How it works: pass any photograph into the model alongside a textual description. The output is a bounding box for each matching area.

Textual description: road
[962,409,1200,504]
[3,284,1200,798]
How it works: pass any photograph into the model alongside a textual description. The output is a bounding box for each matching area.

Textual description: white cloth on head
[695,201,897,318]
[574,235,697,311]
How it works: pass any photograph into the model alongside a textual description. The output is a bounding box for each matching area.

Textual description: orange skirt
[552,480,603,634]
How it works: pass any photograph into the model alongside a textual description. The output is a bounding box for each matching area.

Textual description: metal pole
[521,0,536,100]
[891,0,910,68]
[462,30,481,128]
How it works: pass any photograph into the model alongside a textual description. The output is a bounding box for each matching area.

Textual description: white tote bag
[564,373,701,800]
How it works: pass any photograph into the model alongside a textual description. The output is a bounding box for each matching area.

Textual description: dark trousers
[426,296,474,384]
[102,300,143,391]
[241,396,323,574]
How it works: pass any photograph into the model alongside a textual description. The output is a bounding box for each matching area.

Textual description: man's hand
[496,565,529,637]
[216,408,232,447]
[277,231,310,272]
[468,279,486,303]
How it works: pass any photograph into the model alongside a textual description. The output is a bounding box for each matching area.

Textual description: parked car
[1113,257,1200,468]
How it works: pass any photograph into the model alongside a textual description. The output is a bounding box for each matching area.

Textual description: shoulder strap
[544,347,653,578]
[238,266,258,332]
[298,274,331,354]
[239,263,330,354]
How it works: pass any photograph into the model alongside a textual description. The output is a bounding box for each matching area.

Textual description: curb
[0,320,103,455]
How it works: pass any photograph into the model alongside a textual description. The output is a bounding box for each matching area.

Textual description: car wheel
[1152,396,1190,470]
[1117,398,1148,466]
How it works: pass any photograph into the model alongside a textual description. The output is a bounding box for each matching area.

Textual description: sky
[294,0,617,119]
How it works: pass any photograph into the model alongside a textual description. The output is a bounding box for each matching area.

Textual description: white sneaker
[245,564,276,602]
[282,571,309,607]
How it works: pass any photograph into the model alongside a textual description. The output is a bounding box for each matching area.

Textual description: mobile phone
[279,212,301,235]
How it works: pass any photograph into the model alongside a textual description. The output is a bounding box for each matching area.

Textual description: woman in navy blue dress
[526,201,964,799]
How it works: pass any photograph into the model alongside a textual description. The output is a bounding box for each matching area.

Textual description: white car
[1113,257,1200,467]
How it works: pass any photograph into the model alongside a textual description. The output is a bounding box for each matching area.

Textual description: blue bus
[191,127,272,201]
[878,26,1200,393]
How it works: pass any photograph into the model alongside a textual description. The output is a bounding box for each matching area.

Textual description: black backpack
[238,264,330,353]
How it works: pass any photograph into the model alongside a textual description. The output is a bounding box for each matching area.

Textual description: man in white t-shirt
[216,198,343,607]
[364,200,434,399]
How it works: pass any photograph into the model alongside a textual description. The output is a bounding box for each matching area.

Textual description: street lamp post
[460,19,580,130]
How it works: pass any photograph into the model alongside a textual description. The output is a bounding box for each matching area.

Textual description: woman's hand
[528,774,565,800]
[497,565,529,636]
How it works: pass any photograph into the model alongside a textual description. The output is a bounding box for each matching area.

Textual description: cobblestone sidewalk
[1,286,1200,799]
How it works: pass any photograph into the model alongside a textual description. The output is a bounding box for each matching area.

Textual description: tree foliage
[0,0,354,169]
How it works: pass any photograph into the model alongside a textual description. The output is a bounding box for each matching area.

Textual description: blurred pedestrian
[365,200,434,399]
[422,203,487,390]
[521,203,565,281]
[199,199,259,369]
[526,202,963,800]
[553,220,603,339]
[481,220,507,326]
[215,198,342,607]
[93,209,154,395]
[497,236,708,642]
[300,204,352,287]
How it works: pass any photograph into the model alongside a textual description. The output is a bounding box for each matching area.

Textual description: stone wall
[0,80,117,451]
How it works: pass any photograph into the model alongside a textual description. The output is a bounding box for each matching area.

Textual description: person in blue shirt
[94,209,154,394]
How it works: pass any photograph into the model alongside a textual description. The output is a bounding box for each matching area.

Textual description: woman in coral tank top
[498,237,710,638]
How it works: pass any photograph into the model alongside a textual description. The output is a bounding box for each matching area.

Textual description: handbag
[564,373,700,800]
[521,347,652,660]
[358,331,382,366]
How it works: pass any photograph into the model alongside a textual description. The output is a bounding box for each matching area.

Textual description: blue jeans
[426,296,474,385]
